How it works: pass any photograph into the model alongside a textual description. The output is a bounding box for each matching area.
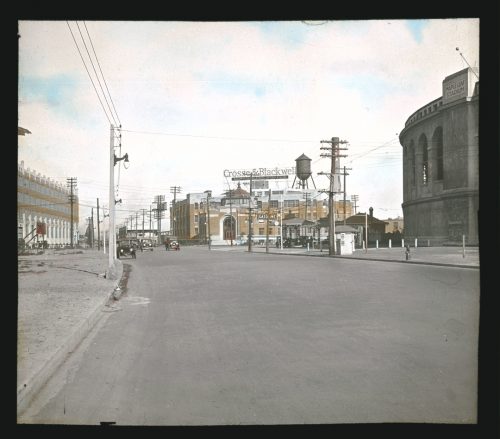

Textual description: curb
[17,259,124,416]
[250,250,479,269]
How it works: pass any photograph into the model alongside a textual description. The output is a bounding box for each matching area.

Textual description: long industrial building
[17,161,79,247]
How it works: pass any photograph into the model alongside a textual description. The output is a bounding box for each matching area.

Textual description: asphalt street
[19,246,479,426]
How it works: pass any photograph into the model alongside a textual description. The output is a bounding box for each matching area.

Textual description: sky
[17,19,479,234]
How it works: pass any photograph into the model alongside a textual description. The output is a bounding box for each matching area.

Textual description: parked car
[117,238,138,259]
[170,240,180,250]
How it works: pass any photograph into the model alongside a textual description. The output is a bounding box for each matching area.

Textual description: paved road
[19,246,479,425]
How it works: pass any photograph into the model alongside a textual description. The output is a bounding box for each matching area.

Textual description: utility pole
[91,207,94,248]
[86,217,91,246]
[102,209,109,254]
[227,186,234,246]
[303,192,309,221]
[108,124,129,274]
[108,125,115,270]
[130,215,134,236]
[280,193,283,250]
[266,188,271,253]
[365,212,368,253]
[342,165,352,225]
[135,212,139,239]
[248,174,253,252]
[66,177,77,248]
[154,195,165,244]
[149,205,152,238]
[320,137,348,256]
[97,198,100,250]
[103,218,106,254]
[140,209,147,242]
[206,190,212,250]
[351,195,359,215]
[170,186,181,236]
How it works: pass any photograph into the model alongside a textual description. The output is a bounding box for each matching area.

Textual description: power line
[121,129,317,143]
[347,137,399,163]
[83,21,122,126]
[66,21,113,125]
[75,21,118,127]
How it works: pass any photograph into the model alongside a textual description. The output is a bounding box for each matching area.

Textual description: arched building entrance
[223,215,236,241]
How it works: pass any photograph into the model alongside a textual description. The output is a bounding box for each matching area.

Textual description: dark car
[140,238,154,251]
[117,239,138,259]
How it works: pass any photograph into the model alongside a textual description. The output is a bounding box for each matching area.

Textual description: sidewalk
[335,245,479,268]
[17,249,123,416]
[213,244,480,268]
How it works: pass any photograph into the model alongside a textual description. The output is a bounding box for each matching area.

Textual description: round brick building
[399,67,479,245]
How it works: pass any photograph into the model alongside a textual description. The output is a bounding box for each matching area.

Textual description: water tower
[293,153,316,189]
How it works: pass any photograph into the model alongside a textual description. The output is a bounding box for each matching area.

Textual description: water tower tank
[295,154,312,181]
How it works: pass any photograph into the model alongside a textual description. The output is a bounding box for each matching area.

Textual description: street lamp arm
[114,152,129,166]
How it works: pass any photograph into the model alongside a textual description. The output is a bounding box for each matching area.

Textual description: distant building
[18,161,79,247]
[399,67,479,245]
[170,184,328,245]
[382,216,404,234]
[345,212,388,247]
[316,210,388,248]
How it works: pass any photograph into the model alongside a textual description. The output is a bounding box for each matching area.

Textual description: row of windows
[18,175,69,200]
[284,200,299,208]
[192,201,223,210]
[196,197,325,210]
[404,127,444,186]
[18,192,71,215]
[220,198,249,206]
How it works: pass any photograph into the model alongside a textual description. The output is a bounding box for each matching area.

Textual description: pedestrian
[165,238,170,251]
[405,243,410,260]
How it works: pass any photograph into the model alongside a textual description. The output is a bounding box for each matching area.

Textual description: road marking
[124,296,151,306]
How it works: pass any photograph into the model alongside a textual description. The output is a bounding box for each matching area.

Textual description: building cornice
[402,188,478,208]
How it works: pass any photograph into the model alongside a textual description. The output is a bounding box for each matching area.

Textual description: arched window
[409,140,415,186]
[419,134,429,185]
[432,127,444,180]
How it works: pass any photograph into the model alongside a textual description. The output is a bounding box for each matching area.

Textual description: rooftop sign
[223,167,295,179]
[442,68,478,105]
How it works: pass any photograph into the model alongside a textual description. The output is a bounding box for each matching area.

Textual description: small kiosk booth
[334,225,357,255]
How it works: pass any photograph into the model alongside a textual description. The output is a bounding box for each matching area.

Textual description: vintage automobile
[140,238,155,251]
[116,238,138,259]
